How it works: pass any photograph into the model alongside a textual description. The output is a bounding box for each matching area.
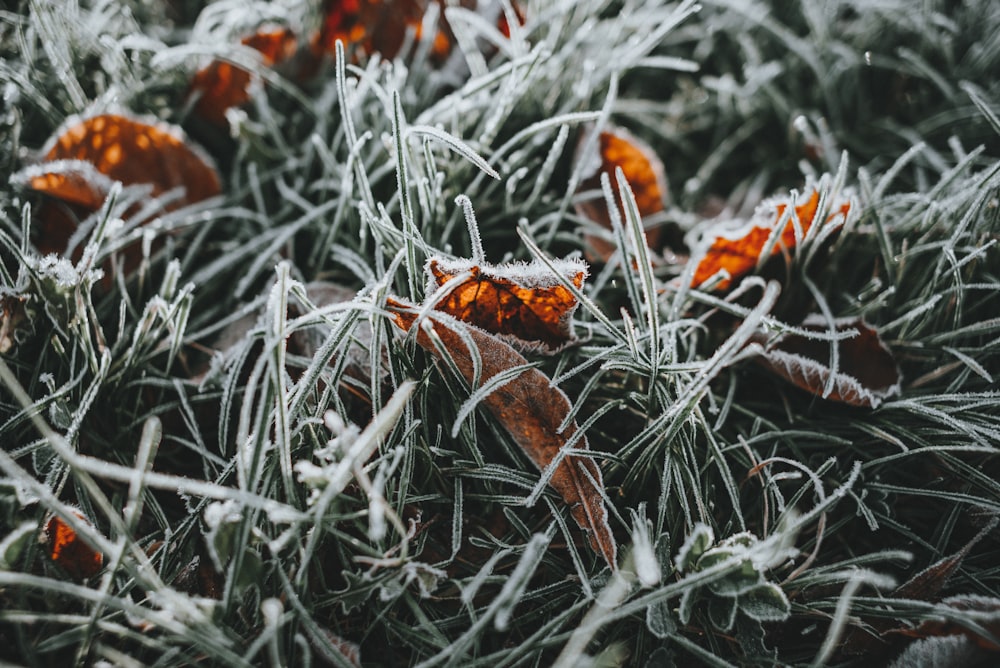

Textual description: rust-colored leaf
[575,125,667,261]
[893,518,996,603]
[16,113,221,221]
[426,256,586,352]
[43,510,104,580]
[691,187,852,290]
[189,27,299,126]
[386,299,617,569]
[303,0,524,76]
[13,113,221,261]
[312,0,452,63]
[496,0,527,38]
[752,316,900,408]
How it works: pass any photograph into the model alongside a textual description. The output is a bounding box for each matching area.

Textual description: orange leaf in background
[427,256,587,352]
[312,0,448,62]
[310,0,521,65]
[28,113,221,207]
[691,187,852,290]
[387,299,617,569]
[189,27,298,126]
[752,316,900,408]
[13,113,221,257]
[497,0,527,38]
[575,126,667,262]
[43,510,104,580]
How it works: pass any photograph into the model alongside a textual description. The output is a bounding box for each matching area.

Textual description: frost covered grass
[2,0,1000,666]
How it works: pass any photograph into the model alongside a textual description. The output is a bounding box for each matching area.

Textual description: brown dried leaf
[891,595,1000,652]
[752,316,901,408]
[386,299,617,569]
[893,518,996,602]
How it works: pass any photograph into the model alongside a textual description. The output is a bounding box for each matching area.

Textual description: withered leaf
[691,186,852,291]
[13,113,222,261]
[574,125,667,262]
[189,27,299,127]
[386,299,617,569]
[752,316,900,408]
[426,256,587,353]
[838,519,998,660]
[890,595,1000,653]
[43,510,104,580]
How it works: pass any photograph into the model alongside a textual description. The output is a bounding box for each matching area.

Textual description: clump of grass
[2,0,1000,666]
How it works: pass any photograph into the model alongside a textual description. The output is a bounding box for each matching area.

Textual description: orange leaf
[13,113,221,259]
[691,187,852,290]
[25,113,221,208]
[497,0,527,38]
[189,27,298,126]
[753,316,900,408]
[312,0,451,62]
[43,510,104,580]
[426,256,586,352]
[575,126,667,261]
[387,300,617,568]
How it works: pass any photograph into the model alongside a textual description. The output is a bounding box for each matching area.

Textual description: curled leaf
[691,186,852,290]
[426,256,587,353]
[386,300,617,568]
[24,113,221,208]
[12,112,221,263]
[752,316,900,408]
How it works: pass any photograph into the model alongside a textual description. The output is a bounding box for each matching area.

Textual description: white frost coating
[261,597,283,626]
[147,587,217,627]
[296,382,415,507]
[630,514,660,588]
[203,499,242,530]
[688,181,856,259]
[323,409,348,437]
[27,254,104,289]
[426,255,589,292]
[9,158,116,193]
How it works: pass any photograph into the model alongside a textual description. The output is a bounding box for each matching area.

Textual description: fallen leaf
[311,0,450,63]
[752,315,900,408]
[386,299,617,568]
[28,113,221,207]
[839,518,998,659]
[309,0,521,67]
[892,595,1000,653]
[425,256,587,353]
[13,113,221,260]
[893,518,997,602]
[42,510,104,580]
[691,186,852,290]
[189,26,299,126]
[574,125,667,261]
